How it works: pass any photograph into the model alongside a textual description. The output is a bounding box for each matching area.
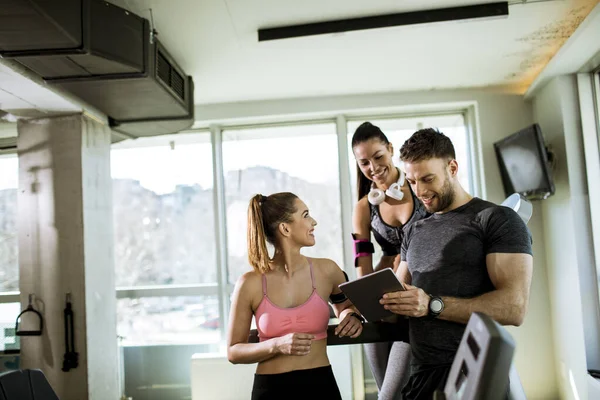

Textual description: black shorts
[401,365,451,400]
[251,365,342,400]
[401,365,510,400]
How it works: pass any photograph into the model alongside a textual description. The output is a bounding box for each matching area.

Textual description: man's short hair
[399,128,456,163]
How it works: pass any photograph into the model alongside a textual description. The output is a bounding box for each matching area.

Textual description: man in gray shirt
[380,128,533,399]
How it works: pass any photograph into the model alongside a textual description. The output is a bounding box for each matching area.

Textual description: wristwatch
[428,295,445,318]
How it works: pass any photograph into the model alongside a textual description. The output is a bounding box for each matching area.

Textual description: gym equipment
[248,318,408,346]
[15,295,43,337]
[434,312,515,400]
[61,294,78,372]
[248,313,518,399]
[0,369,60,400]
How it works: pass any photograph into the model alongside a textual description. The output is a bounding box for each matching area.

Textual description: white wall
[532,75,596,400]
[195,88,558,399]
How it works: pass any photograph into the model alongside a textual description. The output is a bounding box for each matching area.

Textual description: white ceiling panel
[114,0,598,103]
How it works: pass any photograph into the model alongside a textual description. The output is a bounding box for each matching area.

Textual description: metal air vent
[156,49,185,101]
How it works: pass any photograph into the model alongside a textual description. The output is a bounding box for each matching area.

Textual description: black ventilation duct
[51,39,194,138]
[0,0,194,137]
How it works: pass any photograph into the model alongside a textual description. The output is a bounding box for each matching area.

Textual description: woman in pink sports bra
[227,192,364,400]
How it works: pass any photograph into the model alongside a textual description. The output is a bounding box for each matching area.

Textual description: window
[0,155,19,353]
[222,123,344,285]
[112,116,473,347]
[0,303,19,352]
[108,113,476,399]
[0,155,18,293]
[116,295,220,346]
[111,133,218,345]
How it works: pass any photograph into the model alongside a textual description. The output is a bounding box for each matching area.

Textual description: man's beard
[426,175,455,213]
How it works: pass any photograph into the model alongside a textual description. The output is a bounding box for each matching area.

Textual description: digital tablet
[339,268,405,322]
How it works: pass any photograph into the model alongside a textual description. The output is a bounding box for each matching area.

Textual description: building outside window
[111,134,219,346]
[221,122,344,286]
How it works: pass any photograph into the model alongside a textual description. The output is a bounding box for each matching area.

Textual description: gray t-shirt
[401,197,532,371]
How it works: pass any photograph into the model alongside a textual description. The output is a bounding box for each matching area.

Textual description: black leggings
[251,365,342,400]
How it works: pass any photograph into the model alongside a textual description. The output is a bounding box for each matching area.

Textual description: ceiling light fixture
[258,2,508,42]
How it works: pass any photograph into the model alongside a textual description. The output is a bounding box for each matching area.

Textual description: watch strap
[349,312,366,324]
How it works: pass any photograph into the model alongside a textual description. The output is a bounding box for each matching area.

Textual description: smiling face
[353,138,395,186]
[285,198,318,247]
[404,157,458,213]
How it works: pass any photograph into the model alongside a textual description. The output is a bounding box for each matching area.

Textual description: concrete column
[17,114,118,400]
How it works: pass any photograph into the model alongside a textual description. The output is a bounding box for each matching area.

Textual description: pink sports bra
[255,259,330,342]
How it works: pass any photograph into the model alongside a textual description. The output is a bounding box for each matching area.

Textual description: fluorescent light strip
[258,2,509,42]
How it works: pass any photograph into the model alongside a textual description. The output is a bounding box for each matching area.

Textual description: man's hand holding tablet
[379,282,432,318]
[339,268,406,322]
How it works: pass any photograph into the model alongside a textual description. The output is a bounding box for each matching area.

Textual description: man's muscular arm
[384,253,533,326]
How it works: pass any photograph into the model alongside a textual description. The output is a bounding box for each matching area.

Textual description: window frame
[109,130,222,345]
[578,68,600,374]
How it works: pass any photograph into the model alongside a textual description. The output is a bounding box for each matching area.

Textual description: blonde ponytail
[247,194,271,274]
[246,192,299,274]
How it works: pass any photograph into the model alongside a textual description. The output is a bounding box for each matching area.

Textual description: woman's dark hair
[351,122,391,201]
[399,128,455,163]
[247,192,298,273]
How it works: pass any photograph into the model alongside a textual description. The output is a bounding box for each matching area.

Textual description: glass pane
[0,303,20,352]
[0,155,18,293]
[117,295,220,346]
[111,134,217,287]
[222,123,344,284]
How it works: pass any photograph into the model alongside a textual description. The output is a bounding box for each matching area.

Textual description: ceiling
[0,61,79,117]
[113,0,599,104]
[0,0,598,118]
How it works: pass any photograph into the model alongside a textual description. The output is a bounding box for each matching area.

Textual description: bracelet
[349,312,366,324]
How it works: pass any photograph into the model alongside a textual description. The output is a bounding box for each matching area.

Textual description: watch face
[430,299,443,313]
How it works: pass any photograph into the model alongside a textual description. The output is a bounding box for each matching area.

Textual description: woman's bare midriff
[255,339,329,375]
